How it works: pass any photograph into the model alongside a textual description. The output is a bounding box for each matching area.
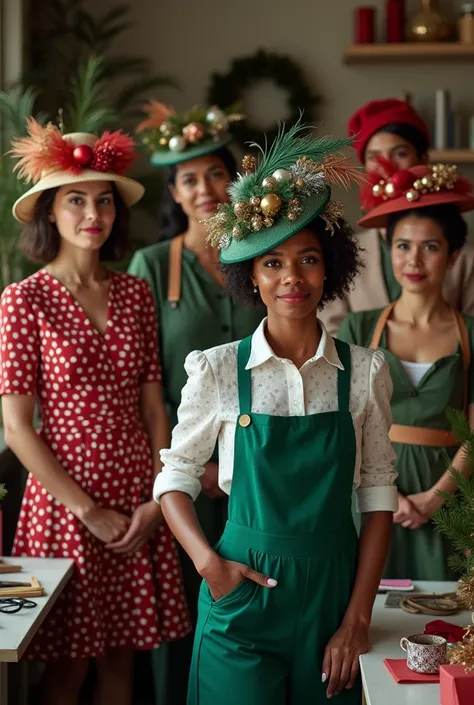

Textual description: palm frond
[65,54,118,133]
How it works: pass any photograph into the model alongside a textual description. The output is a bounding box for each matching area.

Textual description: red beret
[348,99,431,164]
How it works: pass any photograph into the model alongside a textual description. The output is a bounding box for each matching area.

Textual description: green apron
[188,336,361,704]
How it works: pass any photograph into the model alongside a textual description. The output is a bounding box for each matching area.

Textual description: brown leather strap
[369,302,396,350]
[370,302,471,446]
[389,424,458,447]
[167,234,184,309]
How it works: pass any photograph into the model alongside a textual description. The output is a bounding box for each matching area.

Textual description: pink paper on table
[384,658,439,684]
[379,578,413,589]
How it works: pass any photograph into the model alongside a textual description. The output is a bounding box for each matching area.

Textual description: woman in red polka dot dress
[0,122,190,705]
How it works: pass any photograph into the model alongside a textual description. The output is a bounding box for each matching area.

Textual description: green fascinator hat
[136,100,244,167]
[205,118,365,264]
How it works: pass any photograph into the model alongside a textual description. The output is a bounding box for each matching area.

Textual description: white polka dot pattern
[0,269,190,660]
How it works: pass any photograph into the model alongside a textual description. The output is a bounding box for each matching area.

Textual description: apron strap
[237,336,253,414]
[369,302,396,350]
[333,339,351,413]
[167,234,184,309]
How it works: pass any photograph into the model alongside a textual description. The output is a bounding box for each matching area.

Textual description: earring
[253,286,258,294]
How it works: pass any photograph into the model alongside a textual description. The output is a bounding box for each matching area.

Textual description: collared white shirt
[156,319,398,513]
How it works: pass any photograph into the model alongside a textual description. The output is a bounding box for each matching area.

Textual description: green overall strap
[237,336,253,414]
[333,338,351,413]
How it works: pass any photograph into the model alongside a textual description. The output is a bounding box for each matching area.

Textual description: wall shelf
[429,149,474,164]
[344,43,474,63]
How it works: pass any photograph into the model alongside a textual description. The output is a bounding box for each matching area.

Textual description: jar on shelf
[459,3,474,44]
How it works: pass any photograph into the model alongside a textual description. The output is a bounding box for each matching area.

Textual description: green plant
[432,408,474,577]
[23,0,176,121]
[0,88,40,294]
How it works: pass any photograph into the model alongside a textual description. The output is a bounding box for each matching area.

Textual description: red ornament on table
[72,144,93,167]
[355,6,376,44]
[386,0,405,43]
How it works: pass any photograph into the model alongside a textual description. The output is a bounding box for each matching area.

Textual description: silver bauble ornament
[272,168,291,182]
[168,135,186,152]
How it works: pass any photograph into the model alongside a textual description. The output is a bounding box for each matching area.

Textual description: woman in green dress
[339,162,474,581]
[129,103,263,703]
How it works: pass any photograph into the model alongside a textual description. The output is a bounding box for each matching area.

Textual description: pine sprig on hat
[206,117,365,250]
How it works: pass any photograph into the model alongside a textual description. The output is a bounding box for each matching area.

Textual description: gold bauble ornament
[159,137,168,146]
[251,215,263,232]
[294,178,305,190]
[260,193,282,217]
[421,175,433,189]
[263,217,274,228]
[384,182,396,197]
[234,200,253,221]
[413,179,423,191]
[250,196,261,208]
[242,154,256,172]
[406,189,420,202]
[262,176,278,191]
[372,183,384,197]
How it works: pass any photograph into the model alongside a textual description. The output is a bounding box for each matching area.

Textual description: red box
[440,665,474,705]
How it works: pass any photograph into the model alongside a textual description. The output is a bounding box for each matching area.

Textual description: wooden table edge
[0,559,74,663]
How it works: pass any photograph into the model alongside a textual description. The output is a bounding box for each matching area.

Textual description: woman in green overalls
[339,162,474,581]
[129,103,263,703]
[154,122,397,703]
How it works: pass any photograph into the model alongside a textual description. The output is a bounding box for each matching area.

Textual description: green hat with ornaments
[136,100,244,167]
[205,117,365,264]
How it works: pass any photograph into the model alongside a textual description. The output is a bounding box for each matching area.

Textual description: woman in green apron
[154,122,397,703]
[339,162,474,580]
[129,103,263,703]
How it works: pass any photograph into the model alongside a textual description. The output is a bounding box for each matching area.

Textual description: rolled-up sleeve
[154,350,221,503]
[356,350,398,513]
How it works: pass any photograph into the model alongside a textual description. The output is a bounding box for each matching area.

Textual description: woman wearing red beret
[320,99,474,334]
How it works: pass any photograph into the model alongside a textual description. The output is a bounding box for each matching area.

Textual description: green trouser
[188,337,361,704]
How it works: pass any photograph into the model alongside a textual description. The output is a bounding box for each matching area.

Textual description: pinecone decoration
[91,143,118,172]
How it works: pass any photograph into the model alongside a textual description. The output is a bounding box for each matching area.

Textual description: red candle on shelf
[355,7,376,44]
[386,0,405,43]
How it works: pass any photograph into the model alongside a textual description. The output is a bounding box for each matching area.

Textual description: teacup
[400,633,447,674]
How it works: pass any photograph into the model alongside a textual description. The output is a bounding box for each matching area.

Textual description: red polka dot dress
[0,269,191,660]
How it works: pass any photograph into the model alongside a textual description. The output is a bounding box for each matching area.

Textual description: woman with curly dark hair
[154,122,398,704]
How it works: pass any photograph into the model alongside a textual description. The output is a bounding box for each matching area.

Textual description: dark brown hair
[19,182,130,263]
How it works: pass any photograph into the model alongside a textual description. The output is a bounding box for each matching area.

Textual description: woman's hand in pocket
[199,554,277,601]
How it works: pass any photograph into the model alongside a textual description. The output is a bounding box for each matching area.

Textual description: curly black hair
[220,213,363,310]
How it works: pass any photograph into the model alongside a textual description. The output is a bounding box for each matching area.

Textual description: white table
[0,557,74,704]
[361,581,470,705]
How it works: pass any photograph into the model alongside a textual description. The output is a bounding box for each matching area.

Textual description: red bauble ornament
[391,170,416,191]
[73,144,93,167]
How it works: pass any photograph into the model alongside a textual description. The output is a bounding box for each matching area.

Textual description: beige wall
[84,0,474,230]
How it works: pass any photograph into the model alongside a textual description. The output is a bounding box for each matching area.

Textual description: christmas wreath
[207,49,319,146]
